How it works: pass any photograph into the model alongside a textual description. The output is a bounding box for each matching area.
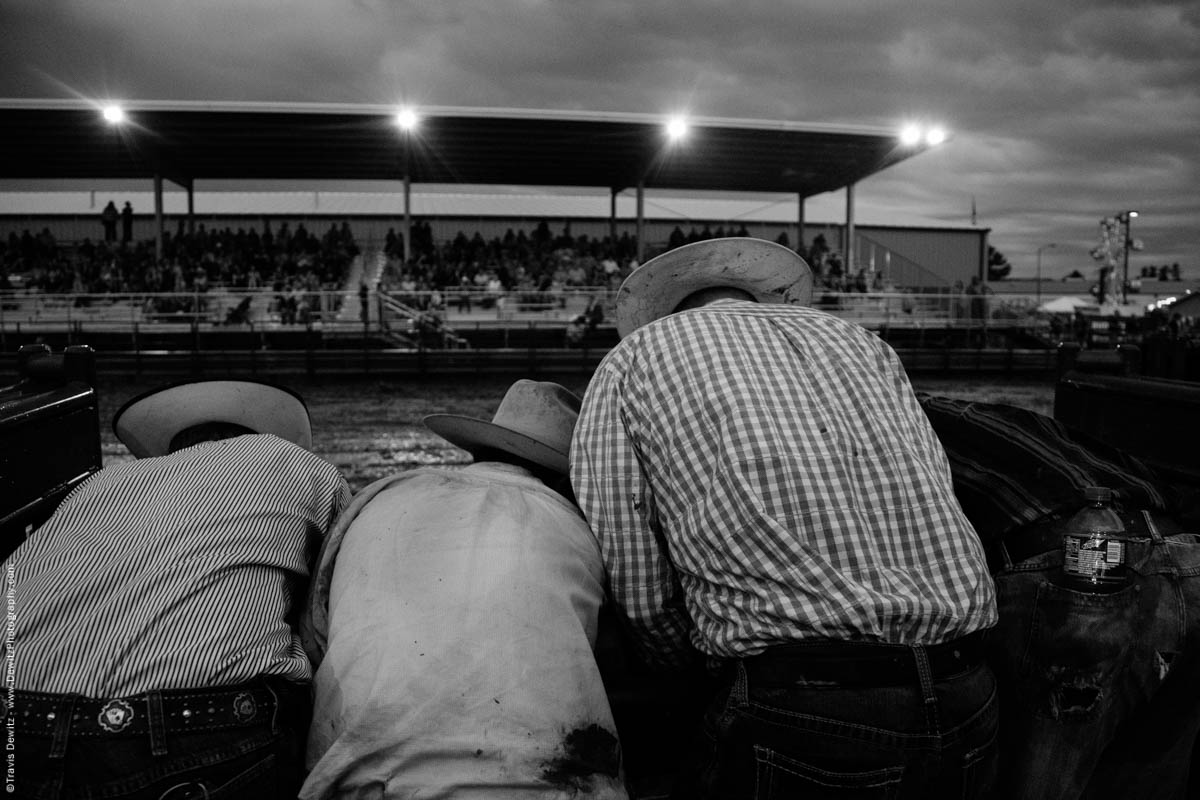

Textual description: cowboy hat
[113,379,312,458]
[423,380,580,475]
[615,237,814,337]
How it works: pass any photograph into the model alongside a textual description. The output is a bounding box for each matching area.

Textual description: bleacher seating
[1,220,358,298]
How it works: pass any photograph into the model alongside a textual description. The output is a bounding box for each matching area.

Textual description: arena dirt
[96,375,1055,493]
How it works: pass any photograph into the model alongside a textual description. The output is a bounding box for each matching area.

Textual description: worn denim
[19,682,307,800]
[987,527,1200,800]
[690,654,1000,799]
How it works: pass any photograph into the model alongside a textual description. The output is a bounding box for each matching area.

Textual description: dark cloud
[0,0,1196,278]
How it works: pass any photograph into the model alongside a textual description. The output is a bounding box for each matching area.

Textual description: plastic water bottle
[1062,486,1131,592]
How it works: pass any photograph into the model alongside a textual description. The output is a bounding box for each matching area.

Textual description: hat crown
[615,237,813,338]
[113,379,311,458]
[422,380,581,474]
[490,380,580,455]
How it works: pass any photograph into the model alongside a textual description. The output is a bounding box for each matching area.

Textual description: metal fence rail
[3,286,1168,381]
[0,344,1067,381]
[1,287,1029,331]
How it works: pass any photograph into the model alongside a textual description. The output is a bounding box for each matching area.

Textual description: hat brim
[616,238,813,337]
[423,414,569,474]
[113,380,312,458]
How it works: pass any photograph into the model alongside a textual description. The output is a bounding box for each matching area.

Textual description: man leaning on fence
[5,379,349,799]
[302,380,627,799]
[570,237,1000,799]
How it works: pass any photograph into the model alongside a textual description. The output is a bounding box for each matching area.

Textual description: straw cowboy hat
[113,379,313,458]
[423,380,580,475]
[615,237,814,337]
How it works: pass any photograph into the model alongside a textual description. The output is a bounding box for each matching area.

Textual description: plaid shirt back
[570,301,997,667]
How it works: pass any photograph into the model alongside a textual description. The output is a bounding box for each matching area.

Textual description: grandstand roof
[0,100,933,197]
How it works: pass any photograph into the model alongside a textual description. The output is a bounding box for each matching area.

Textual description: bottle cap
[1083,486,1112,503]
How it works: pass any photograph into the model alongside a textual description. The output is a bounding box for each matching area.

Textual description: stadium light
[665,116,689,142]
[394,108,419,131]
[899,122,947,148]
[102,105,126,125]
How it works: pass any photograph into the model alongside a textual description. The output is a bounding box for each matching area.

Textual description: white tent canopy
[1037,296,1098,314]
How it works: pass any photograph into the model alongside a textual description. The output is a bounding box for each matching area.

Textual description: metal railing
[4,285,1143,380]
[376,292,471,349]
[0,288,350,330]
[0,285,1144,345]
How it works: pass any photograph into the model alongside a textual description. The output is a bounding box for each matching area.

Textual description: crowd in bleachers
[0,219,359,298]
[378,220,876,315]
[3,212,880,308]
[379,219,637,312]
[671,226,889,296]
[6,215,1197,352]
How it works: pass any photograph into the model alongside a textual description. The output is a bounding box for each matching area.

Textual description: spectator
[121,201,134,243]
[100,200,119,243]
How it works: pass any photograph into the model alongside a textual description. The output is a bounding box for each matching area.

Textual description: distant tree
[987,245,1012,281]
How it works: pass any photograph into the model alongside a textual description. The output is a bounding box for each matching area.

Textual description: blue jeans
[987,525,1200,799]
[17,680,308,799]
[692,644,1000,799]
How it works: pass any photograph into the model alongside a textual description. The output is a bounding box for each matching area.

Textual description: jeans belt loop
[48,694,80,759]
[264,680,281,735]
[911,644,941,735]
[1142,510,1165,544]
[728,661,749,708]
[147,690,168,757]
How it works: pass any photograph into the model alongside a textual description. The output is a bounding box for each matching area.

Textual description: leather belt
[743,632,986,688]
[8,681,300,738]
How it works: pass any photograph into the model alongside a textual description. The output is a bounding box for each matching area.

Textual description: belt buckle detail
[98,698,135,732]
[232,692,257,723]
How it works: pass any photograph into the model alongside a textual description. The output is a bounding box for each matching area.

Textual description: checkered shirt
[570,300,997,668]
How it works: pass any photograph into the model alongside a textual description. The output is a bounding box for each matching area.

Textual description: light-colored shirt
[302,462,627,800]
[6,434,349,696]
[570,300,998,669]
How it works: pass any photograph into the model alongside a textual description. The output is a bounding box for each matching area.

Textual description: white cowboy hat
[423,380,580,475]
[113,379,312,458]
[615,237,814,337]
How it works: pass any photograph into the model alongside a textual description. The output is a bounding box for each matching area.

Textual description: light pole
[1036,243,1057,307]
[1120,210,1138,305]
[395,108,420,265]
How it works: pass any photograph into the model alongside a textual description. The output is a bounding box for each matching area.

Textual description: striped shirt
[570,300,998,668]
[5,434,349,697]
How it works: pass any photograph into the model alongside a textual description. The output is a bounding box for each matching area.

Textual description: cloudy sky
[1,0,1196,279]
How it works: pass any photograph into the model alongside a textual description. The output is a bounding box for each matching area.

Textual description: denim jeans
[18,681,308,800]
[986,525,1200,800]
[691,647,1000,799]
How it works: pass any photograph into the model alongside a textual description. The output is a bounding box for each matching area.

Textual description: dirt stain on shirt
[540,723,621,791]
